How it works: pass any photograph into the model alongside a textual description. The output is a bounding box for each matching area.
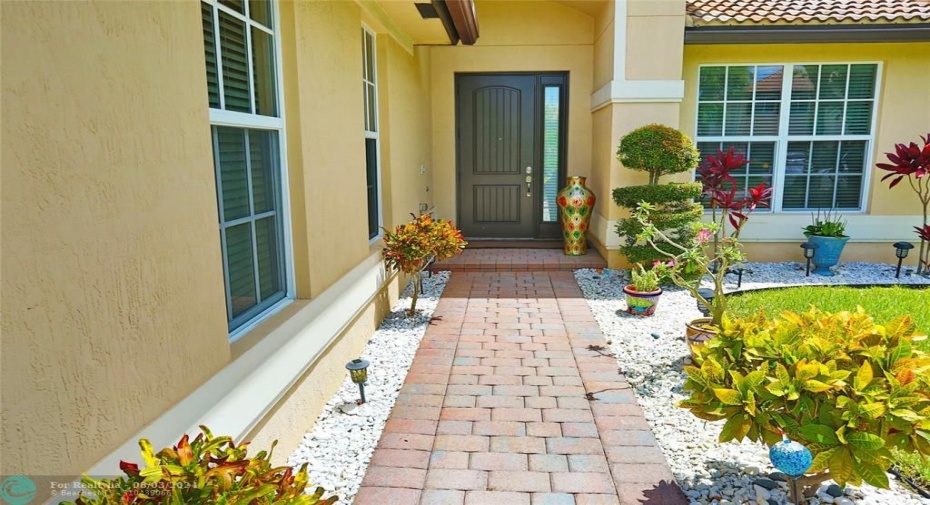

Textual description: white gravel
[287,272,450,504]
[575,261,930,505]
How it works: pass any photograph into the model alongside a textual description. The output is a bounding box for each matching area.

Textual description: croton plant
[382,213,466,315]
[67,427,336,504]
[679,308,930,488]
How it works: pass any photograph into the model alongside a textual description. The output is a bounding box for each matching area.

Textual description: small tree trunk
[407,271,422,316]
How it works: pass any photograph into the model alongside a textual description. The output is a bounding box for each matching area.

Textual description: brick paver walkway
[355,272,686,505]
[434,248,607,272]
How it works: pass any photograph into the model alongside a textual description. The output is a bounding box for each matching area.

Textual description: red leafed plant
[68,426,337,504]
[635,148,772,326]
[383,213,467,315]
[876,134,930,274]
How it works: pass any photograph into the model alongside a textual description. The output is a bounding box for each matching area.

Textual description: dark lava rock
[754,478,777,490]
[769,472,788,482]
[768,500,779,505]
[651,333,661,339]
[826,484,843,497]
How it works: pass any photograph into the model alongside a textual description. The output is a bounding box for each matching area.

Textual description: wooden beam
[445,0,479,45]
[431,0,459,45]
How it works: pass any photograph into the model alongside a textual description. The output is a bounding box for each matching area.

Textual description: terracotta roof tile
[687,0,930,25]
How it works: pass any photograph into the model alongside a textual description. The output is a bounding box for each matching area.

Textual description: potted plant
[622,262,667,316]
[678,308,930,495]
[802,209,848,276]
[382,213,467,316]
[613,124,703,266]
[67,426,337,504]
[876,133,930,274]
[634,147,771,354]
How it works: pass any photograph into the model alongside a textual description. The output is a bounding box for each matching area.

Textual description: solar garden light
[800,242,818,277]
[696,288,715,317]
[345,358,370,404]
[769,437,812,505]
[893,242,914,279]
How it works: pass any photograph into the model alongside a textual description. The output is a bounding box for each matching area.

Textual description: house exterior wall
[1,0,432,482]
[0,0,231,476]
[682,42,930,266]
[428,0,595,223]
[588,0,688,268]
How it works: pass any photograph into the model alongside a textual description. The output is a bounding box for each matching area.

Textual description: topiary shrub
[616,123,700,185]
[613,124,702,268]
[68,426,337,504]
[679,308,930,489]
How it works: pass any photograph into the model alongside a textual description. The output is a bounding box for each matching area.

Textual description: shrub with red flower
[876,133,930,274]
[383,214,467,315]
[634,147,771,326]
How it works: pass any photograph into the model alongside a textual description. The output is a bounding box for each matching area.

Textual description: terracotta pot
[622,285,663,316]
[685,317,717,356]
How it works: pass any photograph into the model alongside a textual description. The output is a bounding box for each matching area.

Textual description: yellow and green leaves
[678,307,930,489]
[67,426,338,505]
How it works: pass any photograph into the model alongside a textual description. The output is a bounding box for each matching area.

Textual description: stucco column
[588,0,688,268]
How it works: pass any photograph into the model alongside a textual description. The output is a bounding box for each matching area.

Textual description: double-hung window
[362,27,381,240]
[202,0,288,332]
[696,63,879,211]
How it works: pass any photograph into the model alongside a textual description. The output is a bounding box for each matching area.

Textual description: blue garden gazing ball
[769,439,813,477]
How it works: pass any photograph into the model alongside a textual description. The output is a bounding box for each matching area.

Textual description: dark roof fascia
[446,0,479,45]
[431,0,460,45]
[684,23,930,44]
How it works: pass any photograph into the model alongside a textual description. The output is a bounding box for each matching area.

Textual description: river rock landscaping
[575,261,930,505]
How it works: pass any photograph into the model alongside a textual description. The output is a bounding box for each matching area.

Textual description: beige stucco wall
[237,2,435,465]
[593,1,615,90]
[428,0,595,222]
[284,0,371,298]
[1,0,230,476]
[625,0,685,81]
[380,41,434,227]
[682,42,930,217]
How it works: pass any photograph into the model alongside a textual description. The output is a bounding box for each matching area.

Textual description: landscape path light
[893,241,914,279]
[800,242,818,277]
[345,358,370,404]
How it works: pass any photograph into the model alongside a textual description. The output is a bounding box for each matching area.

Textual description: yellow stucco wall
[1,0,435,478]
[1,1,230,475]
[428,0,595,222]
[625,0,685,81]
[682,43,930,217]
[284,0,371,298]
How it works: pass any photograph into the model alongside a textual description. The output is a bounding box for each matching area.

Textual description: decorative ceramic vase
[807,235,849,276]
[557,176,596,256]
[622,285,663,316]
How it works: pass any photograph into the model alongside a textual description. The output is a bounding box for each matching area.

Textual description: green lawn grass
[726,284,930,488]
[727,285,930,351]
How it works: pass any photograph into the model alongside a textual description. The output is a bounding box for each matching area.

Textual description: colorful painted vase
[557,176,595,256]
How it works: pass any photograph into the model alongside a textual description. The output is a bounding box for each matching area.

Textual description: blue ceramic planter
[807,235,849,276]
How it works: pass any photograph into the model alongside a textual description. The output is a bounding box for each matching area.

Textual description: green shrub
[679,308,930,488]
[613,126,702,267]
[612,182,702,209]
[383,213,467,315]
[68,426,337,504]
[616,124,700,185]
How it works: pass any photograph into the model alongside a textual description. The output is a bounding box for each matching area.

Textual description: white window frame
[695,62,882,214]
[203,0,295,340]
[362,25,383,242]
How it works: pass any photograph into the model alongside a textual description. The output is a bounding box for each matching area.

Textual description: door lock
[525,167,533,197]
